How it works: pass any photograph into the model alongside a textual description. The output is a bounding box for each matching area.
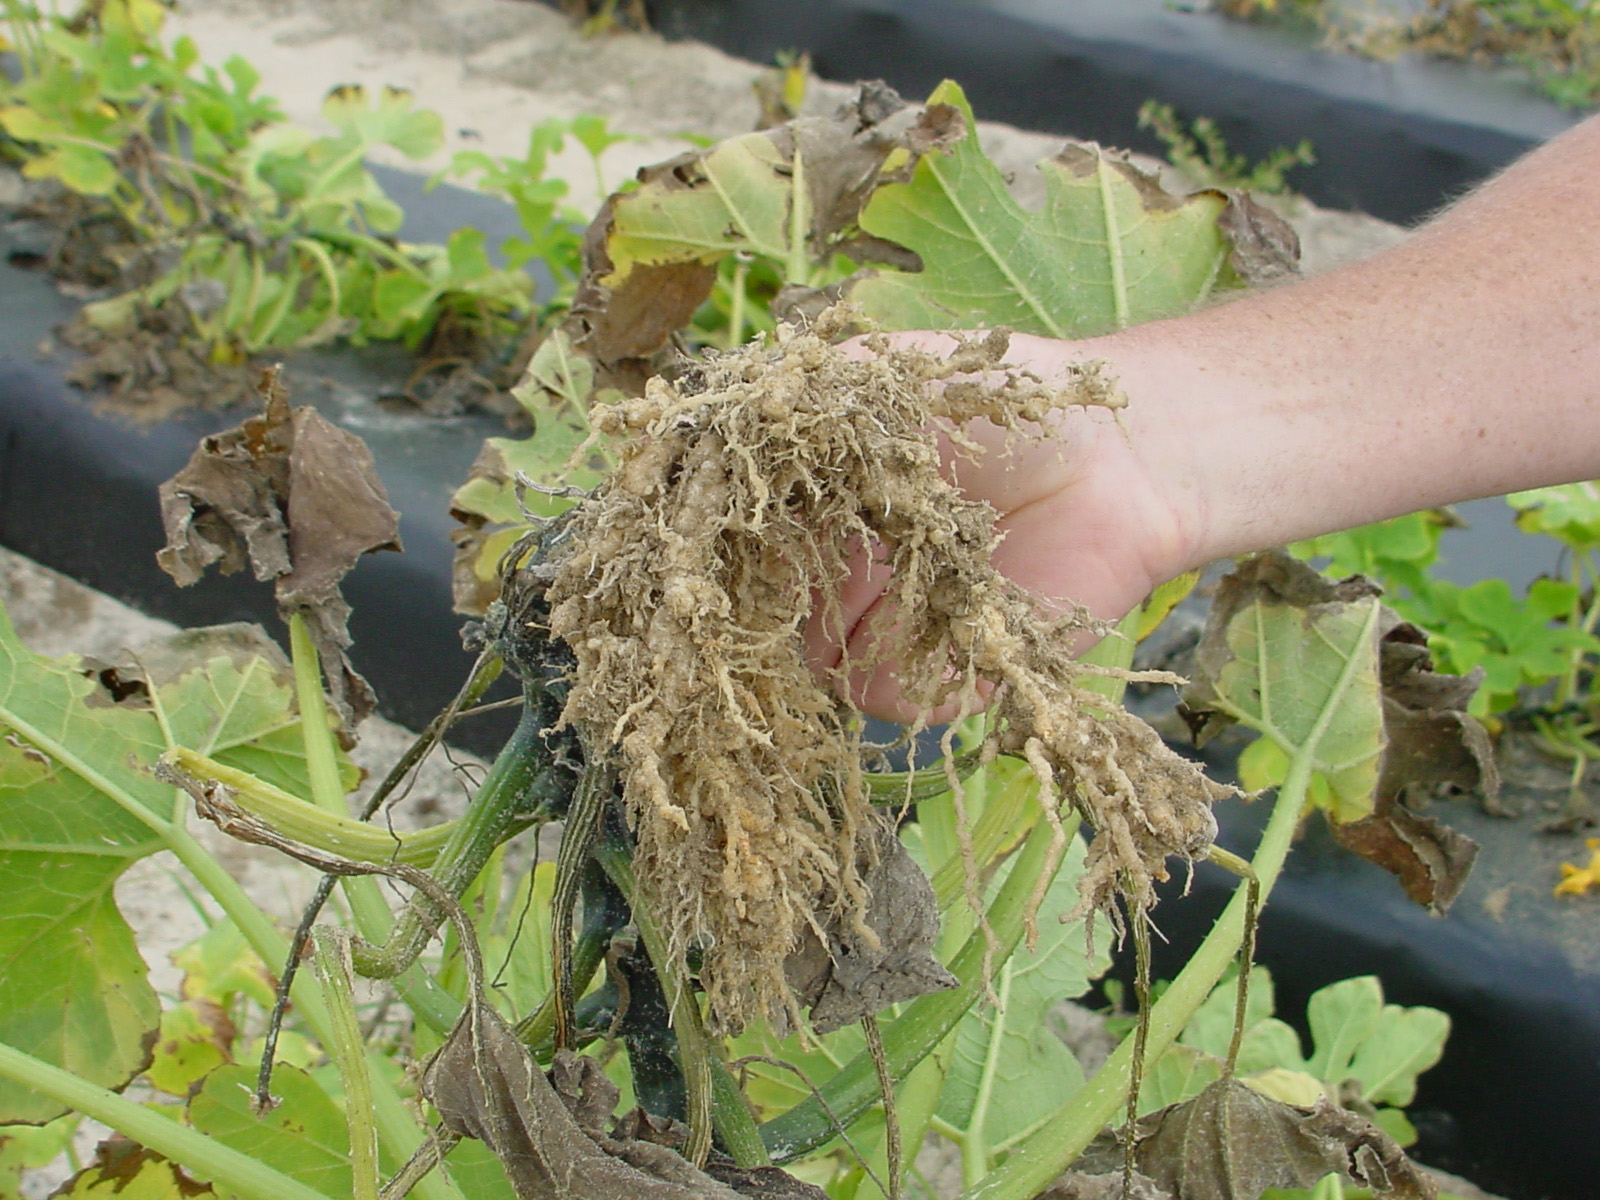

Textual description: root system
[544,306,1231,1033]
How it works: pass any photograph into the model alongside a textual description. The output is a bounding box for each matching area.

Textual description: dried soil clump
[546,307,1230,1033]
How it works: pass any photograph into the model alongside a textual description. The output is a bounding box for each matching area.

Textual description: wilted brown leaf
[424,1000,747,1200]
[156,367,401,733]
[1216,192,1300,285]
[784,813,957,1034]
[1072,1078,1436,1200]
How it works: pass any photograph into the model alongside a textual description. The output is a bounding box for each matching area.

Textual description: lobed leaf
[0,604,344,1122]
[847,81,1257,336]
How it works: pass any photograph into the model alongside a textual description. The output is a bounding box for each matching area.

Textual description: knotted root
[545,306,1229,1033]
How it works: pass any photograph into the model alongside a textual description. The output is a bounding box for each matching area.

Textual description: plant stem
[313,929,380,1200]
[0,1040,330,1200]
[954,750,1312,1200]
[163,824,466,1200]
[593,841,771,1167]
[961,959,1014,1189]
[288,614,461,1036]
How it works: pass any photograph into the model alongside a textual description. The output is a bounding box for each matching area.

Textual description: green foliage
[1186,557,1386,823]
[1139,970,1449,1147]
[1416,0,1600,109]
[1137,99,1316,196]
[0,0,533,359]
[0,609,352,1123]
[852,84,1246,335]
[929,838,1112,1186]
[1294,486,1600,720]
[442,113,630,303]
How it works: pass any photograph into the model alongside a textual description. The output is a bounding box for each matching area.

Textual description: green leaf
[1345,1003,1449,1108]
[187,1064,351,1200]
[439,1139,518,1200]
[1179,965,1278,1060]
[1138,1043,1223,1115]
[604,132,794,276]
[0,1114,80,1198]
[171,918,278,1011]
[444,227,494,284]
[1305,976,1382,1085]
[569,113,628,160]
[24,144,120,195]
[477,861,557,1019]
[1183,553,1386,823]
[934,836,1110,1148]
[320,85,443,160]
[1508,480,1600,549]
[847,80,1235,337]
[0,608,339,1122]
[146,998,234,1097]
[1304,975,1448,1108]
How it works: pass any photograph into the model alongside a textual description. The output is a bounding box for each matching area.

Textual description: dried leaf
[1216,192,1300,285]
[565,81,962,387]
[1097,1079,1437,1200]
[784,813,958,1034]
[1181,552,1485,911]
[608,1109,830,1200]
[156,367,401,732]
[423,1000,746,1200]
[1329,801,1479,915]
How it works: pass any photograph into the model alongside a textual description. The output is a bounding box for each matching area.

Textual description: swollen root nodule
[544,307,1230,1033]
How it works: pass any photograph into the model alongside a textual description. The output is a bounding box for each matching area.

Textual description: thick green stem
[348,704,560,984]
[955,753,1312,1200]
[0,1041,329,1200]
[593,841,771,1168]
[288,615,461,1035]
[313,929,380,1200]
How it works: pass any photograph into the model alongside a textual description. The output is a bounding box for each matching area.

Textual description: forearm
[1089,112,1600,573]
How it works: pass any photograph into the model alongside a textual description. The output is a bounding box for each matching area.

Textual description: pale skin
[808,112,1600,720]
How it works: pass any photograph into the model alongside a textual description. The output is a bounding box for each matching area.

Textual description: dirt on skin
[544,306,1233,1034]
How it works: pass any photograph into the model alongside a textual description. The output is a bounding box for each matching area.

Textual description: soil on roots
[545,307,1232,1034]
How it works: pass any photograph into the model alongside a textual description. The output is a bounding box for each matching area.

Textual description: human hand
[802,328,1208,722]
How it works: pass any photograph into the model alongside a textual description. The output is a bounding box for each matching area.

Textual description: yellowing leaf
[847,80,1258,336]
[0,605,339,1123]
[1183,553,1385,822]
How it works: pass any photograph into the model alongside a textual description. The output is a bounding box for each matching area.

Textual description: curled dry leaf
[424,1000,767,1200]
[1070,1078,1436,1200]
[565,80,962,389]
[540,306,1229,1033]
[1181,552,1487,913]
[156,366,402,734]
[783,811,958,1035]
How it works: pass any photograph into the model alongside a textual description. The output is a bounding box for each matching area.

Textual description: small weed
[1138,99,1316,194]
